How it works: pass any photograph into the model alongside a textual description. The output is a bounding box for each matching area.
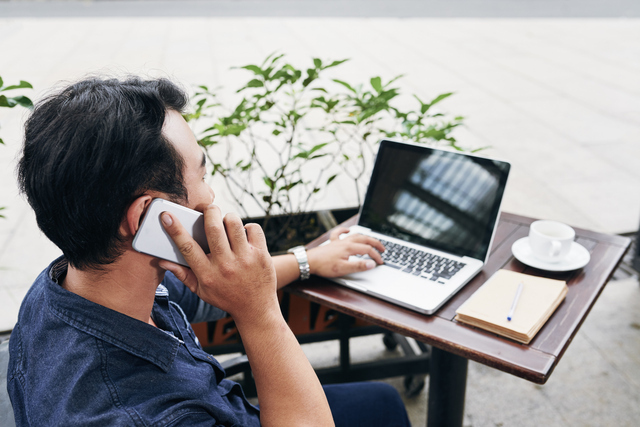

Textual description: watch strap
[287,245,310,280]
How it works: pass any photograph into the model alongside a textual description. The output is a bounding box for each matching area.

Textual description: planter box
[243,206,359,254]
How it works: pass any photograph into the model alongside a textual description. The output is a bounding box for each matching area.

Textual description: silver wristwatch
[287,245,310,281]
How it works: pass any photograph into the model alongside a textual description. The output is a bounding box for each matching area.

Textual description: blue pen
[507,282,524,322]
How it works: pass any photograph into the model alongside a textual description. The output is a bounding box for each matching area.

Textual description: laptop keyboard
[377,238,466,283]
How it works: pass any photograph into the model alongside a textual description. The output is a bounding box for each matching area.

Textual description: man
[8,77,411,426]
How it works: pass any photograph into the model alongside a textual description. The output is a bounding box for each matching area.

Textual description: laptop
[327,139,511,315]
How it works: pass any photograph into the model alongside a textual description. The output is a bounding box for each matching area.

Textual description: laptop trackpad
[334,262,454,308]
[338,265,412,293]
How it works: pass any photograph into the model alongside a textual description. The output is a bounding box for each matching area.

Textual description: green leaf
[260,52,279,67]
[263,177,275,190]
[370,77,382,94]
[471,146,490,153]
[450,142,464,151]
[247,79,264,88]
[384,74,404,88]
[0,95,30,109]
[214,123,246,136]
[0,76,3,87]
[241,65,263,75]
[429,92,453,107]
[413,94,430,114]
[358,109,378,123]
[303,68,319,87]
[324,59,349,69]
[0,137,4,145]
[269,53,285,66]
[333,79,356,93]
[313,58,322,69]
[292,143,327,160]
[308,142,328,155]
[280,180,303,191]
[1,80,33,91]
[212,163,227,175]
[198,137,219,147]
[326,174,338,185]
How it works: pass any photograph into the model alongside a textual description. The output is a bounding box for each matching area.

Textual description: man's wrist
[233,297,284,333]
[287,245,310,280]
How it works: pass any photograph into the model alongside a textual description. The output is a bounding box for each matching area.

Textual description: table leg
[427,346,468,427]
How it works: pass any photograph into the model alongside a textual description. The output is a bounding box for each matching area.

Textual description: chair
[0,339,17,427]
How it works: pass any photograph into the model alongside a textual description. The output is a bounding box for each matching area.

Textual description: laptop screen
[359,140,510,261]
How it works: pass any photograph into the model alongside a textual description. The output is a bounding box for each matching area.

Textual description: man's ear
[122,195,154,238]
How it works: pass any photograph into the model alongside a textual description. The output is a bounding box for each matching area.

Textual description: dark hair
[17,76,189,270]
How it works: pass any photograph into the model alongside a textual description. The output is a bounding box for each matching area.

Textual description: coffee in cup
[528,220,575,263]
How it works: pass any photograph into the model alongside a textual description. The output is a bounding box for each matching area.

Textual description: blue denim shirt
[7,257,261,426]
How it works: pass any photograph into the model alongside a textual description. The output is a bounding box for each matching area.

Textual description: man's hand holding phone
[158,204,279,323]
[158,205,334,426]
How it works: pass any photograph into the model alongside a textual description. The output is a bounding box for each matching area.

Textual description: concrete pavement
[1,2,639,425]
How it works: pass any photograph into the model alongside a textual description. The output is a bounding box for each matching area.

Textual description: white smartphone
[132,198,209,267]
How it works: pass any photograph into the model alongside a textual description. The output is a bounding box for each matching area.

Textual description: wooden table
[289,212,631,427]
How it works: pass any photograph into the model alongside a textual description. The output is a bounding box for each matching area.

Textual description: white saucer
[511,237,590,272]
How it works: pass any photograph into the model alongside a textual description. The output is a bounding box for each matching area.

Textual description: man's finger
[365,246,384,265]
[329,227,350,241]
[159,260,198,292]
[224,212,248,252]
[245,223,268,250]
[203,205,230,255]
[346,234,385,253]
[346,242,384,265]
[161,212,209,274]
[338,258,378,276]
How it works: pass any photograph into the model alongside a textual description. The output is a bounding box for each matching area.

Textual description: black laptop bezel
[357,140,511,262]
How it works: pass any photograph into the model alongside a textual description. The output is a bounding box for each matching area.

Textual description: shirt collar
[45,257,181,372]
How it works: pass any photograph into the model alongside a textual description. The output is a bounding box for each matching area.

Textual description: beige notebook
[454,270,568,344]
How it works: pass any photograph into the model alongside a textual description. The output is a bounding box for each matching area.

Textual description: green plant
[0,75,33,218]
[186,54,465,245]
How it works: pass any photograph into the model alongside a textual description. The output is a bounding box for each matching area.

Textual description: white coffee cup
[528,220,575,263]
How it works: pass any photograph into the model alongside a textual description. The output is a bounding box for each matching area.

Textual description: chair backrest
[0,339,16,427]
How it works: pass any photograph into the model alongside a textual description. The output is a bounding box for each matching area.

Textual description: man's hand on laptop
[307,227,385,277]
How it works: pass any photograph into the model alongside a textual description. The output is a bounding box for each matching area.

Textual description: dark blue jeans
[324,382,412,427]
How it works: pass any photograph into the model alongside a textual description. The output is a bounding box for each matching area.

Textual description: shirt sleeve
[162,272,227,323]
